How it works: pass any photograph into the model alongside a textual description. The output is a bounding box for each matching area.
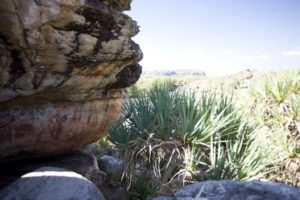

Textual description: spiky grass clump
[249,70,300,104]
[126,176,160,200]
[107,83,270,198]
[248,70,300,186]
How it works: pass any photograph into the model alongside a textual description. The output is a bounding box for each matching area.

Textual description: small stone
[98,155,124,180]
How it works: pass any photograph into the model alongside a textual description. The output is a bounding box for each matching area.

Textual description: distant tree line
[143,69,206,77]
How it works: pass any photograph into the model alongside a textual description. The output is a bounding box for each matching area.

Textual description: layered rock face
[0,0,142,161]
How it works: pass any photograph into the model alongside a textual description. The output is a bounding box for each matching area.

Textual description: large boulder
[0,167,105,200]
[0,0,142,161]
[153,180,300,200]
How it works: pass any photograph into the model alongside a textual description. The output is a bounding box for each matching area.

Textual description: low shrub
[107,82,270,198]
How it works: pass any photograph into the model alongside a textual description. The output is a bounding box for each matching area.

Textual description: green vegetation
[248,70,300,186]
[102,69,300,199]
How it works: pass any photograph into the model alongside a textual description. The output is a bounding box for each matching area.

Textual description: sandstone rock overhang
[0,0,142,161]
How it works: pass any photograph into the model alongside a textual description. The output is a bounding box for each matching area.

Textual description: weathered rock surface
[98,155,124,180]
[153,180,300,200]
[0,0,142,160]
[0,167,105,200]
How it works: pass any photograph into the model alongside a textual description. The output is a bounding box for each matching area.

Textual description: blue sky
[127,0,300,75]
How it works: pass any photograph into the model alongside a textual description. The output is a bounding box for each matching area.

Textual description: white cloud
[281,50,300,56]
[236,54,269,60]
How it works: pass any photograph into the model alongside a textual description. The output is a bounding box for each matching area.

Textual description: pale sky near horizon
[127,0,300,76]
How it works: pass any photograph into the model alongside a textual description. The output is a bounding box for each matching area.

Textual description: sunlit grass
[249,70,300,104]
[98,69,300,198]
[247,70,300,186]
[107,82,270,198]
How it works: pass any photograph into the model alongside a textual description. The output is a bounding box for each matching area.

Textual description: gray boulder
[0,167,105,200]
[153,180,300,200]
[98,155,125,181]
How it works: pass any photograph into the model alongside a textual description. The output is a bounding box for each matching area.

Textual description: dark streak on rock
[0,33,12,46]
[65,33,99,70]
[65,7,118,41]
[5,49,26,87]
[67,56,99,69]
[31,72,45,90]
[31,76,39,89]
[0,33,26,87]
[106,63,142,90]
[62,6,122,71]
[103,0,132,11]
